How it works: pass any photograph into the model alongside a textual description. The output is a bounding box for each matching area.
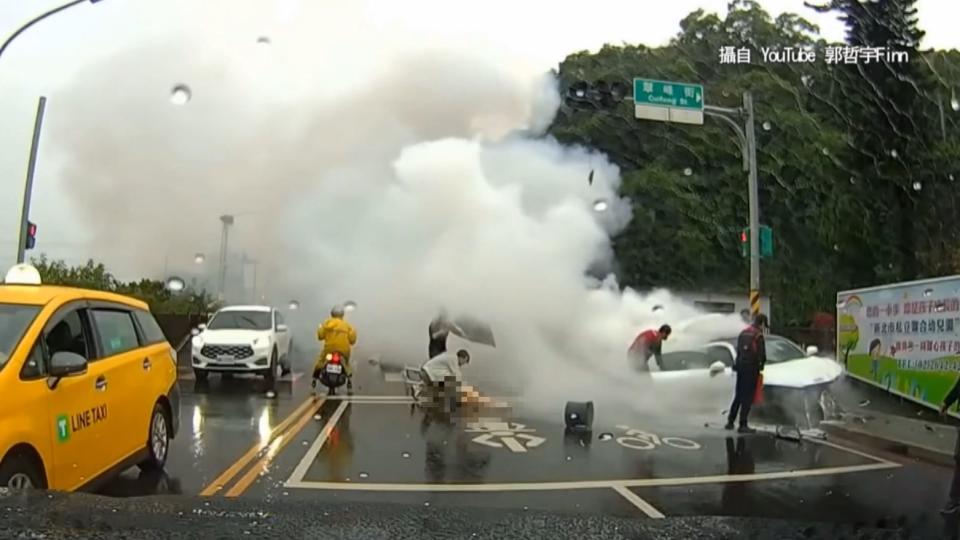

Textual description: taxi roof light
[4,264,42,285]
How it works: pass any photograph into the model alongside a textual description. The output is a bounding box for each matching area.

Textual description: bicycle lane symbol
[613,425,701,451]
[465,421,546,453]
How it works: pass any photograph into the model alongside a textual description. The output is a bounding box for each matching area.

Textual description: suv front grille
[201,344,254,359]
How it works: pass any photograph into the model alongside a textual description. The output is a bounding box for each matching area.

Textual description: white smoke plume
[45,3,744,422]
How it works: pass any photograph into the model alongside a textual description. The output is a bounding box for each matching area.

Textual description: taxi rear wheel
[139,403,170,471]
[0,453,45,490]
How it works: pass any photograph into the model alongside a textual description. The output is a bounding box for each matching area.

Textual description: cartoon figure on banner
[869,338,882,381]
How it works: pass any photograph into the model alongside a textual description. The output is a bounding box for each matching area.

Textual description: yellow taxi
[0,264,179,491]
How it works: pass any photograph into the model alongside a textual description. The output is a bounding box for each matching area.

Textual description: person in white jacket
[419,349,470,413]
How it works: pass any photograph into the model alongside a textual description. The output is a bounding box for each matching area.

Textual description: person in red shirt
[628,324,672,372]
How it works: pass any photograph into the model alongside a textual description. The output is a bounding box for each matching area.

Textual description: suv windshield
[207,311,271,331]
[720,336,806,364]
[0,304,40,369]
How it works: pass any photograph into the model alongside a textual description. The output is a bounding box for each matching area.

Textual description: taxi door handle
[95,376,107,392]
[143,358,152,371]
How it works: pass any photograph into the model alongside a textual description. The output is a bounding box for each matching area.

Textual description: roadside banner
[838,276,960,411]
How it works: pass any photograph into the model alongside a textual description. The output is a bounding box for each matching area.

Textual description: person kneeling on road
[314,305,358,391]
[725,313,768,433]
[419,349,471,414]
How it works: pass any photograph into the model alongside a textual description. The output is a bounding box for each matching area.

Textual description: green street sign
[633,78,704,125]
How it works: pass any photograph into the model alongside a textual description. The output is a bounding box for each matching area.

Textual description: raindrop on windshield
[836,298,847,308]
[313,414,322,420]
[265,390,276,399]
[849,177,856,184]
[598,433,614,441]
[652,304,664,313]
[912,181,922,191]
[936,302,946,313]
[821,148,829,156]
[401,452,411,458]
[288,300,300,310]
[890,149,898,158]
[565,456,572,461]
[694,31,703,39]
[592,199,609,212]
[170,84,192,105]
[424,502,430,507]
[924,289,934,297]
[257,36,271,45]
[359,472,369,479]
[683,167,693,176]
[952,93,959,111]
[833,244,839,251]
[762,121,772,131]
[301,440,308,446]
[165,277,185,292]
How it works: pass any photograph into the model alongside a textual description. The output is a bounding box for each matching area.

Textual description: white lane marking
[284,461,899,492]
[612,486,665,519]
[285,401,349,485]
[804,435,900,466]
[324,395,412,401]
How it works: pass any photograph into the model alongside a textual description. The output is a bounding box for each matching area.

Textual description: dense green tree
[30,254,218,315]
[549,0,960,324]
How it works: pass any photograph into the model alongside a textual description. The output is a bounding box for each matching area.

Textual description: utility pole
[565,81,764,317]
[704,92,761,317]
[16,97,46,264]
[217,215,234,300]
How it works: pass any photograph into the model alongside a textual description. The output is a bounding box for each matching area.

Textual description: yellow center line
[224,398,326,497]
[198,396,319,496]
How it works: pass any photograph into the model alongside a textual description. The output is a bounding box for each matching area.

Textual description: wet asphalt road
[90,348,960,538]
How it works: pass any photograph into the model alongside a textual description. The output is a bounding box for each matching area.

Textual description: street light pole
[704,91,761,317]
[217,215,234,300]
[5,0,105,264]
[16,97,46,264]
[0,0,100,61]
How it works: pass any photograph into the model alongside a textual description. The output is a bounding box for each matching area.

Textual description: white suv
[191,305,292,383]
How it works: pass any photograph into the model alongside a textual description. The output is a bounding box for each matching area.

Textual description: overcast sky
[0,0,955,277]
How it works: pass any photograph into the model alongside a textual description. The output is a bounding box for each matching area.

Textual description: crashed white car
[653,334,844,426]
[191,305,292,383]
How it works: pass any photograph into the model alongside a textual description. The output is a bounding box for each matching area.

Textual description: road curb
[820,421,955,467]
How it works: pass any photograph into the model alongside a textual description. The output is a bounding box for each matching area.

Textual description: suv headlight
[192,336,204,348]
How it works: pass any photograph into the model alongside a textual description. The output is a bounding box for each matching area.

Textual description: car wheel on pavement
[193,368,208,383]
[264,348,279,384]
[0,453,45,490]
[138,402,170,471]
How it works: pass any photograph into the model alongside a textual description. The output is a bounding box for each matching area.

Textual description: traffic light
[738,225,774,258]
[25,221,37,250]
[564,80,629,110]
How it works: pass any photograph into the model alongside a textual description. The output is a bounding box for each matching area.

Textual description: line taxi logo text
[55,404,107,443]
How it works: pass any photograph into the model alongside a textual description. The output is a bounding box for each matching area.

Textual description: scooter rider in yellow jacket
[314,305,358,390]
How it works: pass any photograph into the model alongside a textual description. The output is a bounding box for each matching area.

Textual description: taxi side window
[20,343,47,379]
[45,310,92,360]
[133,310,167,345]
[91,309,140,357]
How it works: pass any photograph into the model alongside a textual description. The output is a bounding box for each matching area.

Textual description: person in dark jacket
[939,377,960,514]
[725,313,768,433]
[428,308,465,359]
